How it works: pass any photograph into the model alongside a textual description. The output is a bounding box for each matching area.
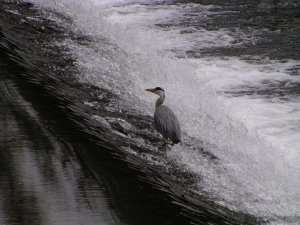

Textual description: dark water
[0,33,119,225]
[172,0,300,61]
[0,0,299,224]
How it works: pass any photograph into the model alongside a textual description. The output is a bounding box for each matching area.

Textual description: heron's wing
[154,105,181,143]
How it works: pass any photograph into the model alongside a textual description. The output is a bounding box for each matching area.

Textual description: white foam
[26,0,300,223]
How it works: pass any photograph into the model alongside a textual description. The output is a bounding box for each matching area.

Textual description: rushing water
[0,0,299,224]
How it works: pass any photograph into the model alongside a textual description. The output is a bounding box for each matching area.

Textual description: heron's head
[145,87,165,96]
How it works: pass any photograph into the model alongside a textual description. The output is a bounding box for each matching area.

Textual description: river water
[0,0,299,224]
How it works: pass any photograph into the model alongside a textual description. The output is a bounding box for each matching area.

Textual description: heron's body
[154,105,181,144]
[145,87,181,149]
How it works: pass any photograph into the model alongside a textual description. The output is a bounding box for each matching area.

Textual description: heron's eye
[155,87,164,91]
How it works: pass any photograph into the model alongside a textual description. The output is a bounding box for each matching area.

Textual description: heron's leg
[162,142,171,151]
[161,139,173,153]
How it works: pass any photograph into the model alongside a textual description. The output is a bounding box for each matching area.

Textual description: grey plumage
[154,105,181,144]
[145,87,181,146]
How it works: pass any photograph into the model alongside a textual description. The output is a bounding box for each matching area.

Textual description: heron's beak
[145,88,155,93]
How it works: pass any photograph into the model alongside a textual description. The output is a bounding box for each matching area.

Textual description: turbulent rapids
[0,0,299,224]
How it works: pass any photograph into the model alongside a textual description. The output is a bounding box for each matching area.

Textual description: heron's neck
[155,93,165,107]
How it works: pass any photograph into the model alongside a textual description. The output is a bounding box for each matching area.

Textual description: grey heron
[145,87,181,151]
